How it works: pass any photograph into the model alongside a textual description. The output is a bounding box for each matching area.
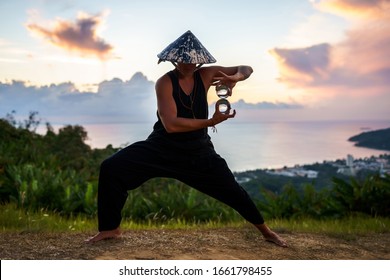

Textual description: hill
[348,127,390,151]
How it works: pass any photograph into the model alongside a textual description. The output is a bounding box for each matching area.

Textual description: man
[86,30,287,247]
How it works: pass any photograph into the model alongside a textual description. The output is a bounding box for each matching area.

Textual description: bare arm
[199,65,253,92]
[155,74,215,133]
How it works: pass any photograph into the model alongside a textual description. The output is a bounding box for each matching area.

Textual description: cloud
[269,43,332,86]
[270,1,389,91]
[315,0,390,18]
[1,72,308,124]
[0,72,156,124]
[268,0,390,120]
[26,11,114,60]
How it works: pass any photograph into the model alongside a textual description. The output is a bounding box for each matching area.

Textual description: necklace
[176,70,197,119]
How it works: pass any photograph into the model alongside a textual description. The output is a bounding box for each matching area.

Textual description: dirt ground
[1,227,389,260]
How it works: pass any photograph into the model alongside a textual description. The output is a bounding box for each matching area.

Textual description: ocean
[71,120,390,172]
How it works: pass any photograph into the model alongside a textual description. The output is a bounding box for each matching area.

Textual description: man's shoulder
[156,72,172,84]
[156,72,174,92]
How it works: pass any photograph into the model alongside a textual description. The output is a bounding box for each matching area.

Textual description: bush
[257,174,390,219]
[331,174,390,217]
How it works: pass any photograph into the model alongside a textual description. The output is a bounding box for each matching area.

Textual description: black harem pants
[97,135,264,231]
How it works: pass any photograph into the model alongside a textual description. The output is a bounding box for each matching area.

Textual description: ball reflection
[216,84,230,98]
[216,99,231,114]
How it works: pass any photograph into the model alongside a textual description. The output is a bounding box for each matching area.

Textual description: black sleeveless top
[149,70,210,145]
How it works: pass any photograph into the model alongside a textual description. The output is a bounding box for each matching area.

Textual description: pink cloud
[269,43,332,86]
[269,0,390,120]
[316,0,390,18]
[27,12,114,60]
[270,0,390,93]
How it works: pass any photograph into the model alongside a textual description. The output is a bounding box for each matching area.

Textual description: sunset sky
[0,0,389,123]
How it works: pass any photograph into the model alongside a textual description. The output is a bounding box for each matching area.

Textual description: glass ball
[216,99,231,114]
[216,84,230,98]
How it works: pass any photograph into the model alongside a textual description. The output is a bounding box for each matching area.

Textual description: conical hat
[157,30,216,64]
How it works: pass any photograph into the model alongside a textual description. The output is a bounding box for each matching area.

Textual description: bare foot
[263,231,288,247]
[255,224,288,247]
[84,228,122,243]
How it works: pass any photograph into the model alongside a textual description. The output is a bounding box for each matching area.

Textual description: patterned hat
[157,30,216,64]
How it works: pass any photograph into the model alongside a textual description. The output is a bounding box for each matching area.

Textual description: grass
[270,215,390,236]
[0,204,94,232]
[1,203,389,236]
[0,203,244,232]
